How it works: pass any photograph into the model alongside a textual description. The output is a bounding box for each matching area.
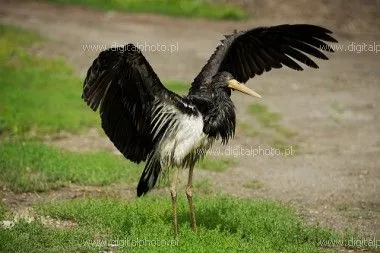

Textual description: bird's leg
[186,166,197,232]
[170,168,179,237]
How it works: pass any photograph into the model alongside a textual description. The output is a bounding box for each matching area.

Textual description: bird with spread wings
[82,24,337,237]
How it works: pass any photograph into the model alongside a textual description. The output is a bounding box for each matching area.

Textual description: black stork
[82,24,337,236]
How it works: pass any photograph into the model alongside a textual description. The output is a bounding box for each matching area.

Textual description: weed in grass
[0,141,142,192]
[43,0,248,20]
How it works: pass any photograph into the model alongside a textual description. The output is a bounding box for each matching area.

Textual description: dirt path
[1,0,379,240]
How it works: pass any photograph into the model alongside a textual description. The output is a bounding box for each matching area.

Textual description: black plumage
[82,24,337,235]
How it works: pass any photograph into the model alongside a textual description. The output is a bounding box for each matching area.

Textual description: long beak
[227,79,262,98]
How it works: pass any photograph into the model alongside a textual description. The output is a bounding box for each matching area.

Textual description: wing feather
[192,24,337,85]
[82,44,195,163]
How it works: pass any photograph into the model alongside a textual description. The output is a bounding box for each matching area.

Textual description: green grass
[0,220,95,253]
[0,140,239,192]
[0,140,237,193]
[0,24,196,137]
[249,103,281,128]
[43,0,247,20]
[0,24,98,136]
[237,120,260,137]
[197,157,236,172]
[194,178,213,194]
[0,141,142,192]
[244,104,298,155]
[0,196,373,253]
[0,195,336,253]
[164,80,189,95]
[0,24,372,253]
[272,140,297,156]
[248,103,297,139]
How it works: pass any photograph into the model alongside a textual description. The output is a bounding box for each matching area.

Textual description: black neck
[187,90,235,143]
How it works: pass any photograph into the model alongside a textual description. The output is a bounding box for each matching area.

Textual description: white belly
[158,113,209,168]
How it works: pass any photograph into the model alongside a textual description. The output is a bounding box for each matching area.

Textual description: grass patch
[330,101,345,114]
[14,195,340,252]
[0,24,199,136]
[197,157,236,172]
[329,101,345,123]
[0,220,95,253]
[0,24,98,136]
[43,0,247,20]
[274,125,297,138]
[243,179,264,190]
[194,178,213,194]
[164,80,189,95]
[0,141,142,192]
[248,103,297,139]
[272,140,297,156]
[0,140,234,193]
[236,120,260,137]
[249,103,281,128]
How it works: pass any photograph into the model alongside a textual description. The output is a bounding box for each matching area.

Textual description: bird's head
[212,72,261,98]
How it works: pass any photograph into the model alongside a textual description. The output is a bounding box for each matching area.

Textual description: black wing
[192,24,338,87]
[82,44,192,163]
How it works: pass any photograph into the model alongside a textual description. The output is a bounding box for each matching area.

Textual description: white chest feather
[151,103,210,168]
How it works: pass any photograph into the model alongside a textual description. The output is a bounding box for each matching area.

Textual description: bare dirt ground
[1,0,379,242]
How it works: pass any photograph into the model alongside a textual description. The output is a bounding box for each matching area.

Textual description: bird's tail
[137,155,161,197]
